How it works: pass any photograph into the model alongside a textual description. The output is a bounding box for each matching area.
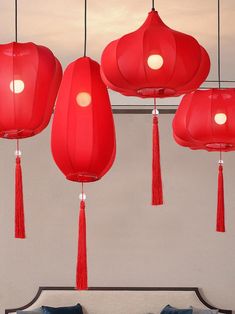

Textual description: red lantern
[101,10,210,99]
[51,56,116,290]
[0,42,62,238]
[173,88,235,232]
[101,8,210,206]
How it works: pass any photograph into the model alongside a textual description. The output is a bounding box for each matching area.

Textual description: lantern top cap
[141,10,166,28]
[73,56,100,67]
[0,41,59,59]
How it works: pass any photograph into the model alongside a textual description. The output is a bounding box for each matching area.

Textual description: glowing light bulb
[76,92,91,107]
[10,80,25,93]
[147,54,164,70]
[214,113,227,125]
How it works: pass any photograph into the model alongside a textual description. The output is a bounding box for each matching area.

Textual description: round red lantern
[0,41,62,238]
[51,56,116,290]
[101,8,210,207]
[173,88,235,232]
[0,42,62,139]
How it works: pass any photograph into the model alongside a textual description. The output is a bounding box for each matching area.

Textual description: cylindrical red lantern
[173,88,235,232]
[51,57,116,182]
[101,8,210,207]
[0,42,62,238]
[51,56,116,290]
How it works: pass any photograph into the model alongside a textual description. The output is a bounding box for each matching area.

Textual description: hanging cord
[152,0,155,11]
[15,0,18,42]
[84,0,87,57]
[215,4,225,233]
[81,182,84,196]
[217,0,221,88]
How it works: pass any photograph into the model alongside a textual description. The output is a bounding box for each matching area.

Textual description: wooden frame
[5,286,232,314]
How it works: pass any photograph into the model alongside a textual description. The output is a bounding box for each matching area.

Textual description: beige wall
[0,114,235,313]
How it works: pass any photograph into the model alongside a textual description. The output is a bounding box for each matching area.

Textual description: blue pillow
[161,305,193,314]
[42,304,83,314]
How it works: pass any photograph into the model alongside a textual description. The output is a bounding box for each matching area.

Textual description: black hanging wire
[152,0,155,11]
[84,0,87,57]
[217,0,221,88]
[15,0,18,42]
[217,0,223,160]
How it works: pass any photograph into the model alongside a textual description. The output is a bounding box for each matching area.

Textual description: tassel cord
[15,139,26,239]
[76,184,88,290]
[152,98,163,205]
[216,149,225,232]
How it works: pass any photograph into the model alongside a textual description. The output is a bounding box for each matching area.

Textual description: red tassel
[15,156,26,239]
[216,163,225,232]
[76,200,88,290]
[152,114,163,205]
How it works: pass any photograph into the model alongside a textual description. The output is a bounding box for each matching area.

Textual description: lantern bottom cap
[206,142,233,150]
[137,87,176,97]
[0,129,35,139]
[66,172,99,183]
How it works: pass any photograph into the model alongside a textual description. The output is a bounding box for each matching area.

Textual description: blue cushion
[42,304,83,314]
[161,305,193,314]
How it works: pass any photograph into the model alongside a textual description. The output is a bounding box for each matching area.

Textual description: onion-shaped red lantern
[0,42,62,239]
[101,10,210,99]
[51,56,116,290]
[101,8,210,206]
[173,88,235,232]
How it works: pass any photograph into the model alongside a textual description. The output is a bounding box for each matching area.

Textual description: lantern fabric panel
[176,46,210,96]
[0,42,62,139]
[101,10,210,98]
[35,57,62,135]
[51,56,116,183]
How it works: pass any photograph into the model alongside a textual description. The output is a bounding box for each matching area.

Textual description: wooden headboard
[5,287,232,314]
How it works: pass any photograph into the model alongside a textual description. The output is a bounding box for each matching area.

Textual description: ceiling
[0,0,234,107]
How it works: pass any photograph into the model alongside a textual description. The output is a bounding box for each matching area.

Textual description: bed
[5,287,232,314]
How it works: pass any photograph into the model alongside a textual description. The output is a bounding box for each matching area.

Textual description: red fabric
[217,164,225,232]
[0,42,62,139]
[51,57,116,183]
[15,156,25,239]
[152,115,163,205]
[76,200,88,290]
[173,89,235,151]
[101,10,210,99]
